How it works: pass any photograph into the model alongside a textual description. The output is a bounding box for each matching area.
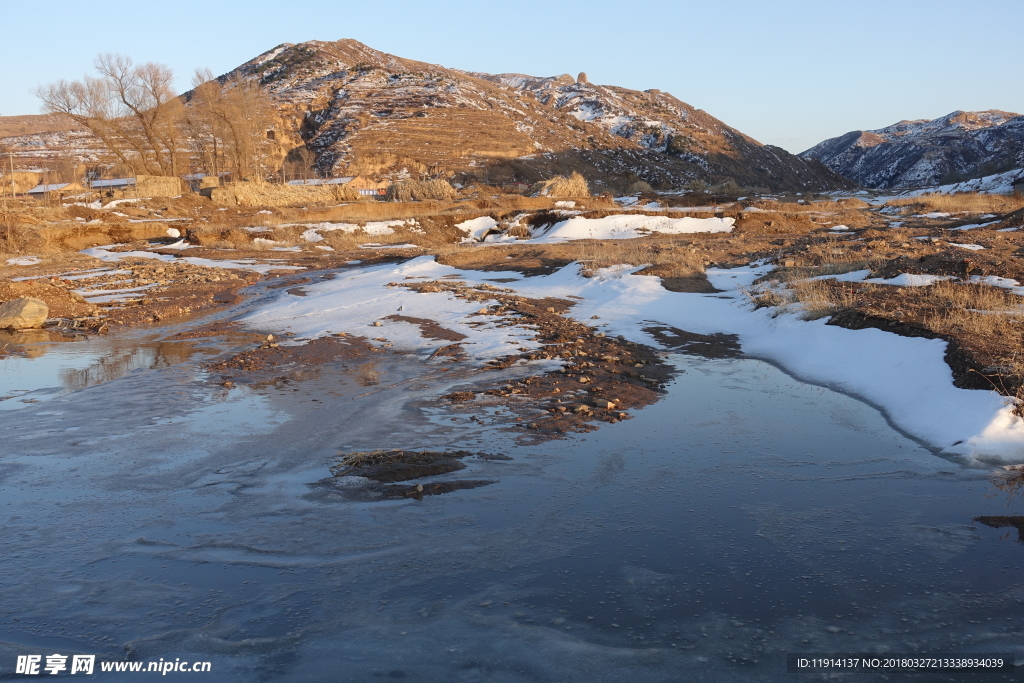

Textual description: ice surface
[81,245,304,273]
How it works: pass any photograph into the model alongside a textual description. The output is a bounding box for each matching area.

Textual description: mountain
[221,39,851,192]
[800,110,1024,189]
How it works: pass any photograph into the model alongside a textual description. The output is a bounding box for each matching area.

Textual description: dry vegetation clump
[743,285,794,314]
[231,182,361,207]
[789,279,858,320]
[531,172,590,198]
[743,279,856,320]
[886,192,1024,216]
[624,180,654,195]
[356,362,380,386]
[385,179,457,202]
[919,281,1024,341]
[570,239,704,278]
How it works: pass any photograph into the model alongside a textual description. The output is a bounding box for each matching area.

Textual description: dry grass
[1,212,22,253]
[570,238,703,277]
[790,279,857,320]
[531,172,590,198]
[385,179,457,202]
[886,192,1024,215]
[925,280,1022,312]
[231,181,361,207]
[921,281,1024,338]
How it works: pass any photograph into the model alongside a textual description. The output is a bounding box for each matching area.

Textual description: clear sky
[5,0,1022,153]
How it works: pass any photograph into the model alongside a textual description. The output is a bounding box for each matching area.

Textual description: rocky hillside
[801,110,1024,189]
[222,39,851,192]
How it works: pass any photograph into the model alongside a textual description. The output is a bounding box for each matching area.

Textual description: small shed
[26,182,86,198]
[90,177,135,191]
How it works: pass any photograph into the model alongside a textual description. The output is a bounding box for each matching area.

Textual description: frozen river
[1,292,1022,681]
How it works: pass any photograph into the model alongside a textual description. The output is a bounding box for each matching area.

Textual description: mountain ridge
[219,38,851,192]
[800,110,1024,189]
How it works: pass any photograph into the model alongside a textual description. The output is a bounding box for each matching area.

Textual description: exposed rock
[0,297,48,329]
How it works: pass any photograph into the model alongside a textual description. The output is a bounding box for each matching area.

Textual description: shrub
[531,172,590,198]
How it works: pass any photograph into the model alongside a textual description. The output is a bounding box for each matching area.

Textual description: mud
[330,449,476,482]
[382,315,467,341]
[392,279,677,442]
[205,334,381,386]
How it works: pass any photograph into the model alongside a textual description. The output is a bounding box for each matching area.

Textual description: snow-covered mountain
[219,39,851,192]
[800,110,1024,189]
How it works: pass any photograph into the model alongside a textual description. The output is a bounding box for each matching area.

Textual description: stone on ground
[0,297,49,329]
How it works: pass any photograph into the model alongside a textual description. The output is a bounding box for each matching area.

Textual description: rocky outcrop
[801,110,1024,189]
[0,297,48,329]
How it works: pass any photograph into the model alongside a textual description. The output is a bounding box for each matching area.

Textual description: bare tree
[34,54,186,176]
[185,69,275,181]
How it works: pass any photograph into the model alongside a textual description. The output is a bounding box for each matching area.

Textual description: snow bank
[503,264,1024,463]
[868,273,953,287]
[969,275,1024,296]
[530,214,733,242]
[457,216,500,242]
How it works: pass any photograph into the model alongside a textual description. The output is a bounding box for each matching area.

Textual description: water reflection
[1,328,225,410]
[58,342,200,392]
[0,329,74,358]
[974,515,1024,542]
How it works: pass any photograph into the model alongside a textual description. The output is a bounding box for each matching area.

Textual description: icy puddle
[2,338,1023,680]
[0,326,253,410]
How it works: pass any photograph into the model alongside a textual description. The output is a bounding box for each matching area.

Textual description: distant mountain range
[7,40,1022,195]
[800,110,1024,189]
[219,39,851,192]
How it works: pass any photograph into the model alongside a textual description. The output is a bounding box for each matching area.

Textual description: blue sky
[5,0,1022,153]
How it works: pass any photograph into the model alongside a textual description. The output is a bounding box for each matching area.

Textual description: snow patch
[529,214,733,242]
